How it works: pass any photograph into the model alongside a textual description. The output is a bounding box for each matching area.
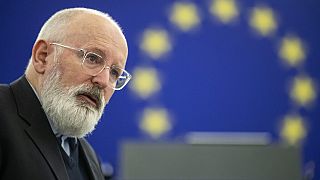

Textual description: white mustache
[74,85,105,110]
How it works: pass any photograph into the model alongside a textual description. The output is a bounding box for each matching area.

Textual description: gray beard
[39,67,105,138]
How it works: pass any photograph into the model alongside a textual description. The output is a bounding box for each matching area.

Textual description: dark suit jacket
[0,76,105,180]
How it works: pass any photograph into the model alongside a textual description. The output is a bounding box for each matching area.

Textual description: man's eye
[85,53,103,64]
[110,68,120,79]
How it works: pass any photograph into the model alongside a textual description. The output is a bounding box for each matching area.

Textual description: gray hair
[37,7,122,42]
[26,7,125,73]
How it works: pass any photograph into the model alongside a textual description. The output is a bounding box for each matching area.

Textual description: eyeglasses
[50,43,131,90]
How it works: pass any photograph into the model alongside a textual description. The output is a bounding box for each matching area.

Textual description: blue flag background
[1,0,319,178]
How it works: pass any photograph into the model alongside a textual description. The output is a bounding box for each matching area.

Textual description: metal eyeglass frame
[50,42,132,90]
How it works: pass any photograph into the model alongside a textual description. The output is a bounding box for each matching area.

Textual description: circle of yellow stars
[130,0,317,143]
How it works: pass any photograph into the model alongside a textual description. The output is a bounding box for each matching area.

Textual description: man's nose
[91,67,109,89]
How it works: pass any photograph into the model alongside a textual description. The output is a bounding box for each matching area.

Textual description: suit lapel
[10,76,69,180]
[79,138,104,180]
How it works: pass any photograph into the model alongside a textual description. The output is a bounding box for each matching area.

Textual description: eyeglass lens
[82,52,129,89]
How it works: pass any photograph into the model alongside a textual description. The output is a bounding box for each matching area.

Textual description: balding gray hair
[26,7,125,73]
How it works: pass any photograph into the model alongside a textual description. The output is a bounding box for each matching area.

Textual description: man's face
[39,14,128,137]
[50,14,128,105]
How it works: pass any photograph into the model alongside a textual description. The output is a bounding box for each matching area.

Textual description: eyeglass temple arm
[50,43,83,52]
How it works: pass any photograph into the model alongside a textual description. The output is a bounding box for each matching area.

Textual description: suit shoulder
[0,83,19,127]
[0,84,15,108]
[0,83,10,95]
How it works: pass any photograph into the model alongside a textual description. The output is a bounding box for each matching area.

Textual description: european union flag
[0,0,319,179]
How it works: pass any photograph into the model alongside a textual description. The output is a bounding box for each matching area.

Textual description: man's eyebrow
[87,47,125,68]
[88,48,105,57]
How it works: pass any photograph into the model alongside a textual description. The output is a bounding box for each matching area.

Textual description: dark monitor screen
[119,142,302,180]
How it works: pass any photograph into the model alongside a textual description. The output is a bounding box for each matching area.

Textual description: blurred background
[0,0,319,179]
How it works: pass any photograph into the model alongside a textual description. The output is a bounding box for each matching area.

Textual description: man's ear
[32,40,50,74]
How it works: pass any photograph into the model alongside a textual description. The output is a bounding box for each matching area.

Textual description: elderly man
[0,7,131,180]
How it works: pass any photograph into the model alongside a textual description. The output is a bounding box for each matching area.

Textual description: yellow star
[169,2,201,31]
[249,6,277,36]
[140,28,171,59]
[279,36,306,67]
[210,0,239,24]
[139,108,171,138]
[130,67,161,99]
[290,75,317,107]
[281,114,306,145]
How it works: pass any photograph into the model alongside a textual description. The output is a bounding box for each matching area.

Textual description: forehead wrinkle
[66,16,128,67]
[63,34,127,69]
[95,31,127,53]
[94,32,127,64]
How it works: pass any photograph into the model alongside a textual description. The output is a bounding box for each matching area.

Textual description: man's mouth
[77,92,100,108]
